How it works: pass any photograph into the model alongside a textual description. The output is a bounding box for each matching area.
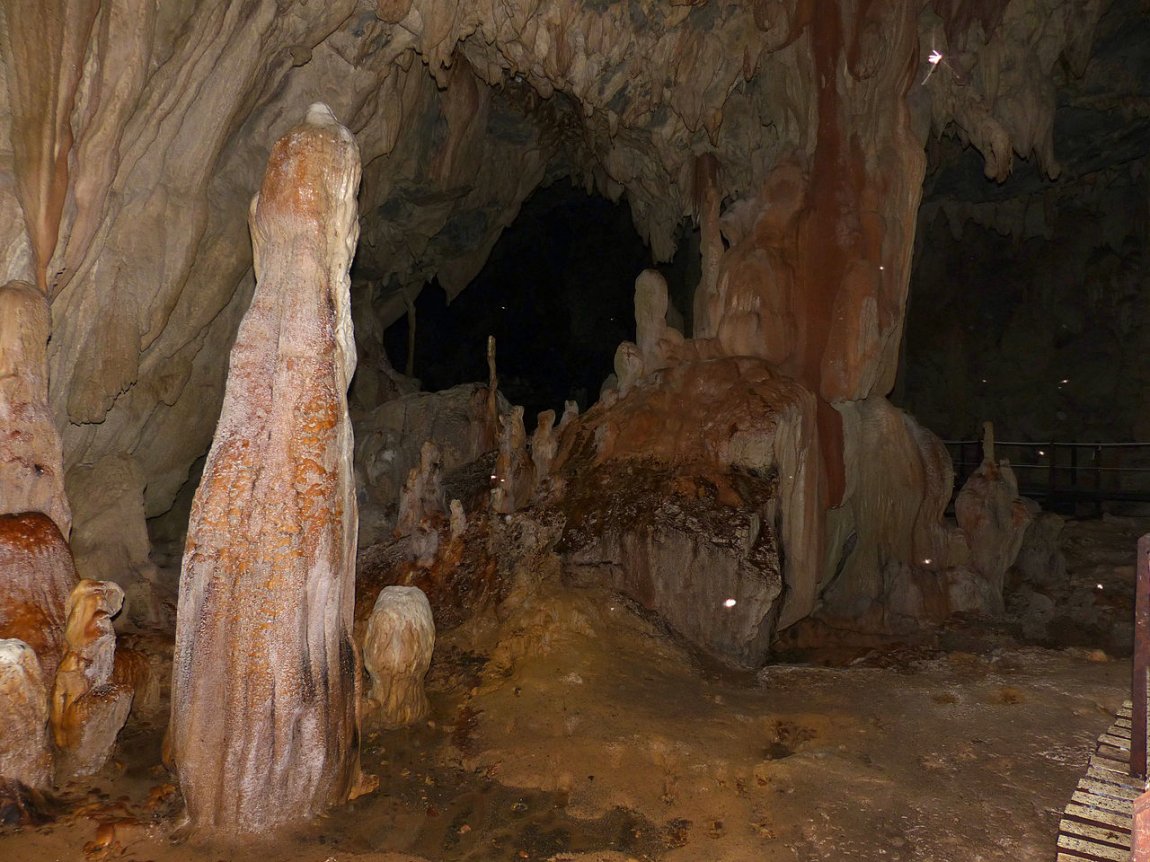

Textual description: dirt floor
[1,516,1145,862]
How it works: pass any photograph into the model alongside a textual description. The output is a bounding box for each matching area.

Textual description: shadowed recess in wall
[382,184,693,421]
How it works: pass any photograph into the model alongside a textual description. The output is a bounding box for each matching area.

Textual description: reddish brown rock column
[170,103,362,834]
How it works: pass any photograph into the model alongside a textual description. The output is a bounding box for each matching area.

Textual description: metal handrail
[944,439,1150,513]
[943,440,1150,449]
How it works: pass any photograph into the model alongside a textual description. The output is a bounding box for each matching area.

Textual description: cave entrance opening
[381,182,691,425]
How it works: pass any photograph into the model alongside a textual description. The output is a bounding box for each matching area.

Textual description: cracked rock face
[560,460,784,668]
[169,104,362,835]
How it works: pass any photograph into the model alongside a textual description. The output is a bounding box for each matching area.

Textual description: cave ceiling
[0,0,1143,519]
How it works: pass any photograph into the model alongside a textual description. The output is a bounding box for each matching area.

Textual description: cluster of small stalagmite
[0,0,1097,571]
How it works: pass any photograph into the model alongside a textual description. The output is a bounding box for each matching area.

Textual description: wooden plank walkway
[1058,700,1144,861]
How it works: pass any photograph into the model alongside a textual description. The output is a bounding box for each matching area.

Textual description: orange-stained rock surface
[0,511,79,682]
[51,579,132,780]
[554,356,826,637]
[169,103,363,834]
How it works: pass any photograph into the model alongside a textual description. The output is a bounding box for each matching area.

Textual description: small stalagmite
[0,511,79,682]
[51,579,132,780]
[530,409,557,486]
[170,104,363,834]
[395,440,445,537]
[363,586,435,729]
[492,406,534,514]
[634,268,677,373]
[954,422,1032,601]
[0,638,51,789]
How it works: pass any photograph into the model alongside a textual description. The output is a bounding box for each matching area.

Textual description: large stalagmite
[169,103,362,834]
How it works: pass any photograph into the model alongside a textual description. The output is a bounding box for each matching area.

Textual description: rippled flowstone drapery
[169,104,363,834]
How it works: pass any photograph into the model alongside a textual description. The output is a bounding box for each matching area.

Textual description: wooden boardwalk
[1057,700,1144,861]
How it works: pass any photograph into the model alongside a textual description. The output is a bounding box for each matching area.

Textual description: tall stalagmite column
[170,103,362,834]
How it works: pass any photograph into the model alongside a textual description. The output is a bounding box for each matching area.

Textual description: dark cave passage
[383,183,691,423]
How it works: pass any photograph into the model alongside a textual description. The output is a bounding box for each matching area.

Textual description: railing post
[1095,446,1104,518]
[1133,533,1150,780]
[1071,445,1079,516]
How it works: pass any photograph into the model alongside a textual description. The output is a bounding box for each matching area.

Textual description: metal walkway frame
[1057,534,1150,860]
[946,440,1150,514]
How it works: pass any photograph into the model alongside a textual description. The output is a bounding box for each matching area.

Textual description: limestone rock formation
[363,586,435,729]
[815,400,1029,633]
[0,281,69,534]
[492,406,534,515]
[395,441,447,538]
[611,342,644,398]
[529,409,558,488]
[0,0,1124,659]
[821,397,961,622]
[50,579,132,780]
[562,463,783,667]
[0,638,51,790]
[354,383,508,543]
[0,0,1048,556]
[0,511,79,682]
[169,104,363,834]
[954,432,1034,600]
[553,356,825,662]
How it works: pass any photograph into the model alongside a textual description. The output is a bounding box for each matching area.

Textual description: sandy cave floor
[2,516,1147,862]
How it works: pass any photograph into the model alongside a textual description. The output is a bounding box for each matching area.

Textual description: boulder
[552,355,827,665]
[562,463,783,667]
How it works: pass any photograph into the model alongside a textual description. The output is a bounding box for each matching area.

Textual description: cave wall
[901,183,1150,443]
[0,0,1113,617]
[900,0,1150,444]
